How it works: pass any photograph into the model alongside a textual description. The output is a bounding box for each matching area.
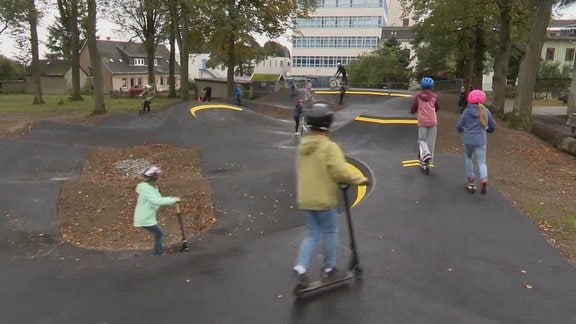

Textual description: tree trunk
[490,0,512,117]
[227,33,235,94]
[472,25,485,88]
[69,0,83,101]
[28,0,43,104]
[86,0,106,114]
[179,2,189,101]
[567,67,576,115]
[168,3,177,98]
[511,0,554,129]
[145,6,156,86]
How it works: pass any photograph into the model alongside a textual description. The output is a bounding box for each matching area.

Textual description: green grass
[0,93,182,115]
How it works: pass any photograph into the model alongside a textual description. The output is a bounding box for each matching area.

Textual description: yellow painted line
[346,162,368,206]
[402,159,420,164]
[355,116,417,125]
[190,104,243,117]
[314,90,412,97]
[402,162,435,168]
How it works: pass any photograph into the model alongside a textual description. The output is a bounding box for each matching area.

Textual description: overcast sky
[1,4,576,60]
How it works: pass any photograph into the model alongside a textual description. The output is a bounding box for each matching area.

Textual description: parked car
[558,88,569,104]
[129,85,148,97]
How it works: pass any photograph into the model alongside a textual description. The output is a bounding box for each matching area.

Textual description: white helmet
[143,166,162,178]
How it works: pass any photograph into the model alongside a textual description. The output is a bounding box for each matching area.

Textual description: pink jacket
[410,90,439,127]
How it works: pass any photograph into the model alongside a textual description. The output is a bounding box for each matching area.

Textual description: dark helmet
[306,103,333,131]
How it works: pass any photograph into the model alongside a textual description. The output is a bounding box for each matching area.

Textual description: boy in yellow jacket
[133,166,180,255]
[293,103,368,286]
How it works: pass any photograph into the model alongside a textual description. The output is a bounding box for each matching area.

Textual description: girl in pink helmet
[456,90,497,194]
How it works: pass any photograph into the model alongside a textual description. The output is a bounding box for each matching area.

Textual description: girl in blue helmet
[410,77,440,165]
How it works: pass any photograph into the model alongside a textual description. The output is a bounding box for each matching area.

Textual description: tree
[511,0,556,129]
[85,0,106,114]
[348,41,411,89]
[103,0,167,86]
[203,0,315,93]
[48,0,86,101]
[0,55,25,80]
[25,0,43,104]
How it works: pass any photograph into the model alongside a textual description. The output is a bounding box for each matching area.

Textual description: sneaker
[321,267,339,282]
[480,180,488,194]
[467,177,475,184]
[293,270,309,289]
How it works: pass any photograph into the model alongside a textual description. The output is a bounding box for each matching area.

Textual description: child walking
[293,103,368,288]
[456,90,496,194]
[133,166,180,255]
[294,99,303,136]
[410,77,440,166]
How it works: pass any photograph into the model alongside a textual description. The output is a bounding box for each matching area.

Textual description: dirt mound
[58,144,216,252]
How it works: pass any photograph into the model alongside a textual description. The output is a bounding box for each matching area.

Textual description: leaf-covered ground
[58,144,216,253]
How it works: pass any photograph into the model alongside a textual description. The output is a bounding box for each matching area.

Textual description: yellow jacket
[296,135,365,210]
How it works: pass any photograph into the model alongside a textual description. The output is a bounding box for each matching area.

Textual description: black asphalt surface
[2,89,576,324]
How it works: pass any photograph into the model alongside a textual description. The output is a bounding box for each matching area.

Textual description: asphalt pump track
[1,89,576,323]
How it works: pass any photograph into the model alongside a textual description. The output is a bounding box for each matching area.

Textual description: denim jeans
[295,208,340,272]
[464,144,488,181]
[143,224,165,255]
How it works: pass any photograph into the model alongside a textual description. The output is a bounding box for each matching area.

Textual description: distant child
[456,90,496,194]
[294,99,303,135]
[304,78,313,102]
[288,79,296,96]
[232,84,243,106]
[293,103,368,288]
[410,77,440,165]
[338,84,346,105]
[458,86,467,113]
[133,166,180,255]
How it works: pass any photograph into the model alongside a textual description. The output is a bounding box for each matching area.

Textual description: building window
[403,18,409,27]
[545,48,555,61]
[566,48,575,61]
[154,59,160,66]
[133,58,145,66]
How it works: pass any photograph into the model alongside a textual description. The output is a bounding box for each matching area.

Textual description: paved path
[1,90,576,323]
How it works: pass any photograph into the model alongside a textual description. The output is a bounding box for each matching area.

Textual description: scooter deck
[294,271,355,297]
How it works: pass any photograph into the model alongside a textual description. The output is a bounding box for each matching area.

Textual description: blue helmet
[421,77,434,89]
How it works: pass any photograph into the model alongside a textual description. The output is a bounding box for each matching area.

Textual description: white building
[188,54,292,81]
[252,56,292,75]
[188,53,228,81]
[291,0,406,77]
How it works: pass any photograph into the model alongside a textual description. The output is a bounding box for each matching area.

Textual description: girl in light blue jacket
[134,166,180,255]
[456,90,496,194]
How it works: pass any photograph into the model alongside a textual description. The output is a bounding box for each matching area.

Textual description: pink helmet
[467,89,486,104]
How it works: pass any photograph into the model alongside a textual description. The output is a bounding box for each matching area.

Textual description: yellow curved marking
[355,116,417,125]
[346,162,368,206]
[314,90,412,97]
[190,104,243,117]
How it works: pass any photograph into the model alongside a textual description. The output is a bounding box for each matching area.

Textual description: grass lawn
[0,93,182,115]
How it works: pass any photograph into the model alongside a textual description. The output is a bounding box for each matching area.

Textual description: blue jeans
[464,144,488,181]
[143,225,165,255]
[295,208,340,271]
